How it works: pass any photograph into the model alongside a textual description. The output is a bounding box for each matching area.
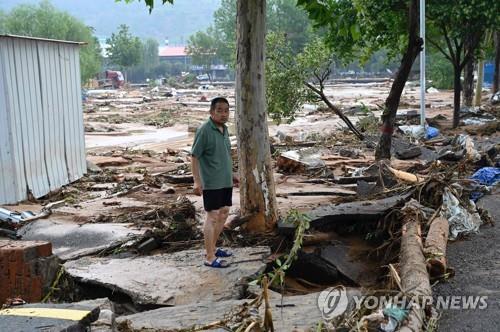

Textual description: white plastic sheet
[440,188,483,240]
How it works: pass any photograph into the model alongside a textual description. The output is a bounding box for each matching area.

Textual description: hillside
[0,0,220,44]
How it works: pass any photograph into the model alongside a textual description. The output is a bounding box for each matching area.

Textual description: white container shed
[0,35,86,204]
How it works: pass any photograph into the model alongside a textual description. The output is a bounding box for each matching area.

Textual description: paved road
[434,188,500,332]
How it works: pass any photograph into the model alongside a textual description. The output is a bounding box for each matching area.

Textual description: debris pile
[2,83,499,331]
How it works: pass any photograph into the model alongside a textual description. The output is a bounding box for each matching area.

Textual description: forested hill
[0,0,220,44]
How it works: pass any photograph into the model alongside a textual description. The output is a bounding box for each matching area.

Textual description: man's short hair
[210,97,229,111]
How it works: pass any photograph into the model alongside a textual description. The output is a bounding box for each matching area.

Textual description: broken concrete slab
[73,298,116,332]
[19,218,144,261]
[116,299,246,332]
[0,302,100,332]
[305,191,414,228]
[321,244,378,287]
[116,289,362,331]
[64,247,270,306]
[356,179,381,197]
[287,250,339,284]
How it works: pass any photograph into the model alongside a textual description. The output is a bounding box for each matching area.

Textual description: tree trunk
[474,59,484,106]
[235,0,278,232]
[424,217,449,279]
[375,0,423,160]
[493,31,500,94]
[462,55,475,107]
[452,65,461,128]
[399,201,432,332]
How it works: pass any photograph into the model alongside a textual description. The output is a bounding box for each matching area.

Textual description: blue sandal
[215,248,233,258]
[204,257,230,268]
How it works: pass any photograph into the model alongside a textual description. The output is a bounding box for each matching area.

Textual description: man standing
[191,97,236,268]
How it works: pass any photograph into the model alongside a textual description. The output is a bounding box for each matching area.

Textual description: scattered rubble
[2,82,499,331]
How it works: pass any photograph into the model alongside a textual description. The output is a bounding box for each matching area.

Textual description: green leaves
[249,208,310,288]
[106,24,143,71]
[118,0,174,13]
[1,0,101,83]
[298,0,411,62]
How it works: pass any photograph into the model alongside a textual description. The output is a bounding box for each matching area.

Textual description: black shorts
[203,187,233,211]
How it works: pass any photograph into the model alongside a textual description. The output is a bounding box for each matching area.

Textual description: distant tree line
[0,0,101,83]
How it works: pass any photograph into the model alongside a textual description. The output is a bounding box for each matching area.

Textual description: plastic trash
[440,188,483,240]
[380,316,398,332]
[399,125,424,138]
[471,167,500,186]
[380,306,408,332]
[425,126,439,139]
[452,134,481,161]
[491,91,500,105]
[399,125,439,139]
[383,306,408,322]
[470,167,500,201]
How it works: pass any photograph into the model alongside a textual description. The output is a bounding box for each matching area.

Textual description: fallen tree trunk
[423,217,449,279]
[399,201,432,332]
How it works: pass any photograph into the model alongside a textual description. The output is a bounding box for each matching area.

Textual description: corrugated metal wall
[0,36,86,204]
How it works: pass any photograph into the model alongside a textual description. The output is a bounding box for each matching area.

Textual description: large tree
[494,31,500,94]
[236,0,278,232]
[106,24,143,80]
[299,0,423,160]
[126,0,278,231]
[426,0,500,127]
[0,1,101,83]
[186,29,219,82]
[199,0,313,67]
[142,38,159,73]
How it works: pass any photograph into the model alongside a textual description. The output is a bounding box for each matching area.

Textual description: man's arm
[191,156,202,196]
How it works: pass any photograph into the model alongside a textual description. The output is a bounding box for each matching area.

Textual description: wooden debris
[276,188,356,197]
[323,158,373,168]
[87,156,131,167]
[387,166,425,183]
[302,231,337,246]
[334,176,378,184]
[276,149,325,173]
[399,201,432,332]
[423,216,449,279]
[164,174,194,184]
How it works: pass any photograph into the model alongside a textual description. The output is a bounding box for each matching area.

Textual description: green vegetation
[106,24,143,79]
[0,0,101,83]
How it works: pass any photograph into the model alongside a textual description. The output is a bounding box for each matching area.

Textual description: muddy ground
[1,79,499,331]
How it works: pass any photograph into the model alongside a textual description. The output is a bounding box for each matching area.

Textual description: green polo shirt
[191,118,233,190]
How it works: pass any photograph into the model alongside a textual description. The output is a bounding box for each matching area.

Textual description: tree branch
[441,24,457,64]
[460,31,483,70]
[427,38,453,62]
[304,81,364,140]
